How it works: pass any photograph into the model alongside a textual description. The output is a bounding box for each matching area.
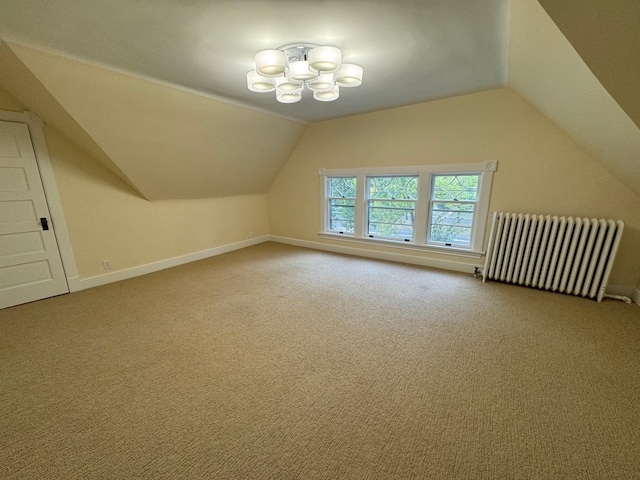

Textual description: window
[327,177,356,234]
[428,174,480,248]
[320,161,496,257]
[367,176,417,241]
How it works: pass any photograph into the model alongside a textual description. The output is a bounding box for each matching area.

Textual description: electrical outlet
[103,260,111,270]
[249,231,255,238]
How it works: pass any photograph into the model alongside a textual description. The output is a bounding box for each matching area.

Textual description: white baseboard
[269,237,640,304]
[75,236,269,291]
[268,235,478,274]
[69,234,640,307]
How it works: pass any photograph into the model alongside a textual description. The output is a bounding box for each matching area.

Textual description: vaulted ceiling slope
[0,0,638,201]
[508,0,640,198]
[0,40,143,197]
[538,0,640,130]
[2,42,307,200]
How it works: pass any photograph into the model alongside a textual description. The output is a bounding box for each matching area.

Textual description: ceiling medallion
[247,43,363,104]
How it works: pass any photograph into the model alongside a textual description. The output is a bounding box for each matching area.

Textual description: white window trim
[319,161,497,259]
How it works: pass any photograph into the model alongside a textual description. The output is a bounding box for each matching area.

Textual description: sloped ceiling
[538,0,640,130]
[0,0,638,201]
[3,42,307,201]
[508,0,640,198]
[0,40,143,196]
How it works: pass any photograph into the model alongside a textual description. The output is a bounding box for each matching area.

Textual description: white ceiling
[0,0,510,123]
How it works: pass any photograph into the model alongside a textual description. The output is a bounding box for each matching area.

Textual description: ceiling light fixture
[247,43,363,104]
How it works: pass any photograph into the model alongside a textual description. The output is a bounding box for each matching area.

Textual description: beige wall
[44,127,269,278]
[0,88,269,279]
[0,88,24,111]
[3,82,639,290]
[268,88,640,290]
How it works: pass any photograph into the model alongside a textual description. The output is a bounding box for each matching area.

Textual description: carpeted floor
[1,242,639,479]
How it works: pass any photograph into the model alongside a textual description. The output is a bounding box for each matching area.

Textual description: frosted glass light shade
[275,76,302,92]
[277,91,302,103]
[308,73,334,91]
[255,49,289,76]
[288,61,318,81]
[276,77,303,95]
[335,64,363,87]
[313,85,340,102]
[246,71,275,92]
[308,46,342,73]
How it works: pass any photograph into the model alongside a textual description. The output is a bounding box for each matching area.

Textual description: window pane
[429,202,475,246]
[432,174,479,201]
[430,225,472,246]
[368,176,418,200]
[368,200,415,238]
[329,177,356,198]
[329,199,355,233]
[431,203,475,227]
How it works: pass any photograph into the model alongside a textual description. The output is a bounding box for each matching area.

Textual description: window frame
[319,161,496,258]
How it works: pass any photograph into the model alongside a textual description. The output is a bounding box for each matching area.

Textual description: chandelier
[247,43,363,103]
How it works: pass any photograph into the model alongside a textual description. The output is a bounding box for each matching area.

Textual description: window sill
[318,232,484,258]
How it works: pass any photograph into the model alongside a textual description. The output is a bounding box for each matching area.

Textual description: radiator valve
[473,267,482,279]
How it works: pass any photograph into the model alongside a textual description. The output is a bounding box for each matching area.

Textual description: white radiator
[482,212,624,302]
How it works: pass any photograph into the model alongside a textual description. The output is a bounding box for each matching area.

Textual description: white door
[0,120,68,309]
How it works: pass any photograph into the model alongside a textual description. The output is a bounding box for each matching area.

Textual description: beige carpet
[1,242,639,479]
